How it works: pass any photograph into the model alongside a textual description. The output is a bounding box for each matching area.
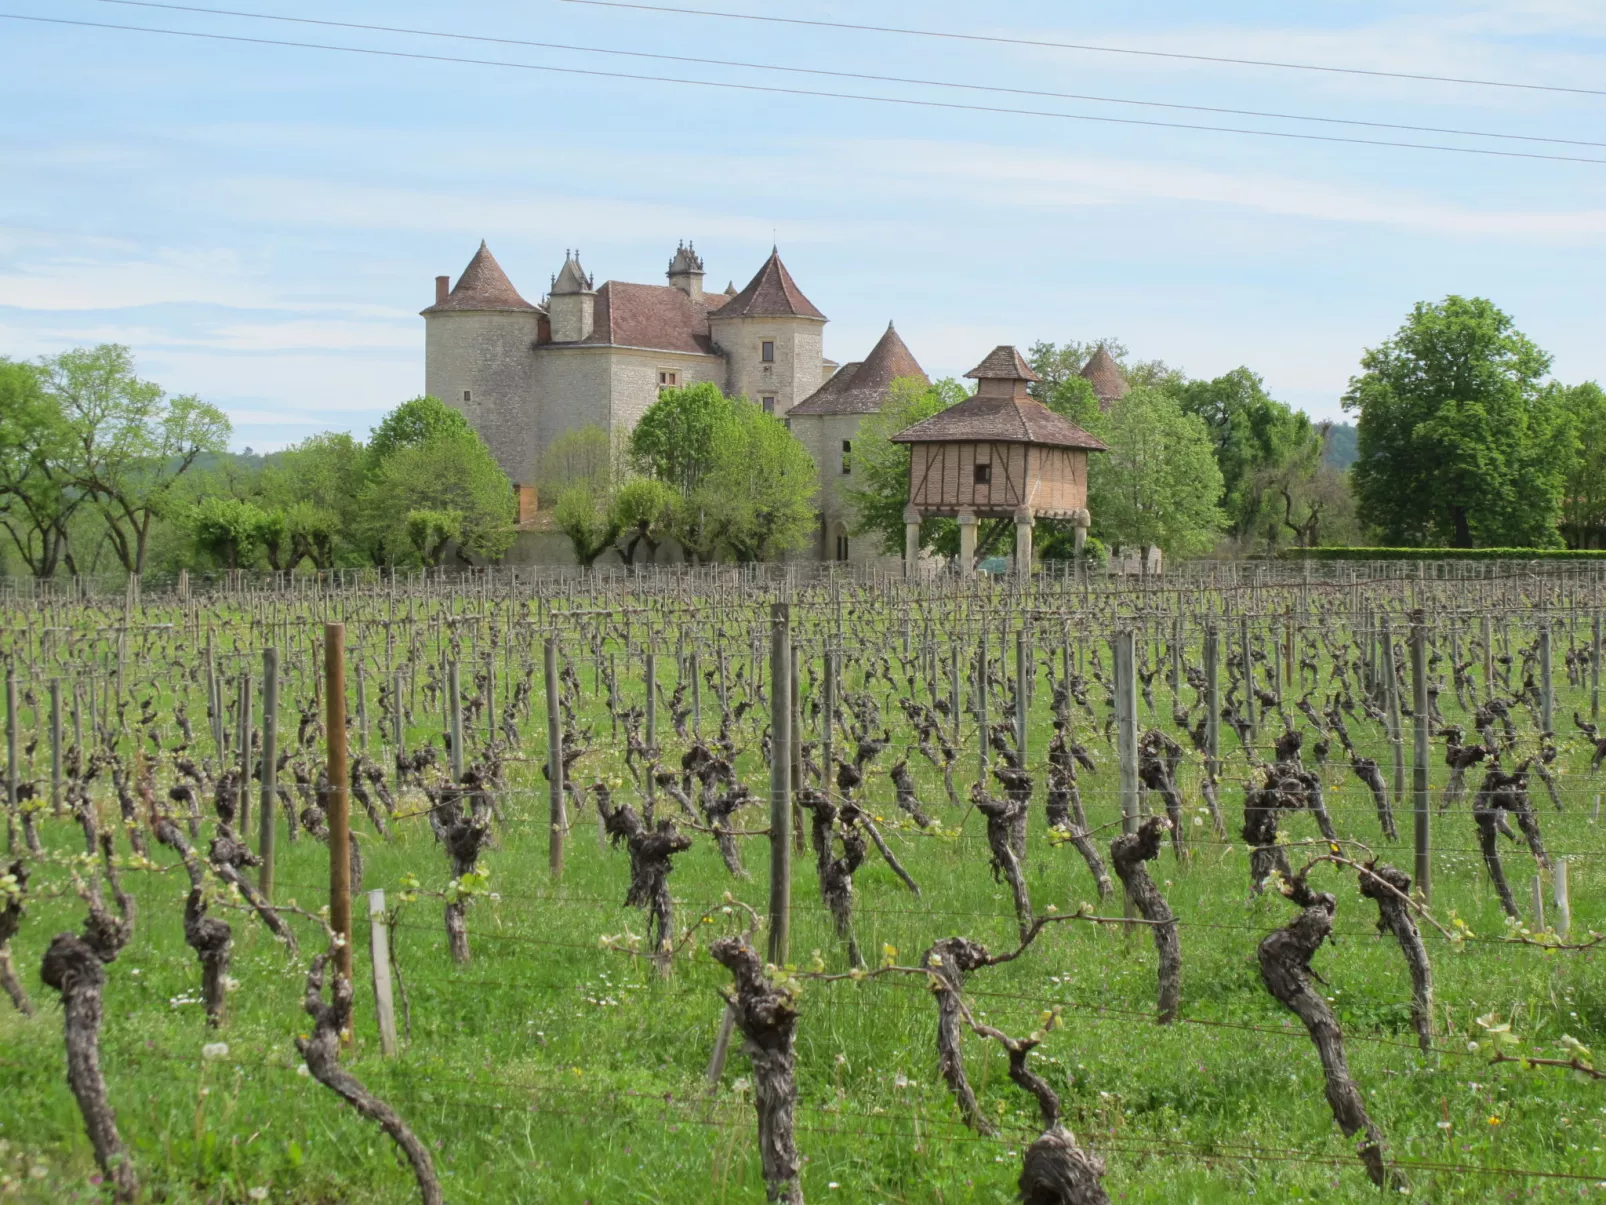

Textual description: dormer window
[658,370,679,389]
[761,341,775,363]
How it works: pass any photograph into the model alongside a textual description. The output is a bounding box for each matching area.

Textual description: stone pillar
[903,504,922,579]
[1072,507,1090,560]
[956,508,977,574]
[1013,506,1035,579]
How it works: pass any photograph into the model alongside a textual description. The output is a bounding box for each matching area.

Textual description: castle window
[762,396,776,415]
[761,340,775,363]
[841,440,852,475]
[658,370,678,389]
[462,389,472,403]
[835,532,849,562]
[974,462,992,485]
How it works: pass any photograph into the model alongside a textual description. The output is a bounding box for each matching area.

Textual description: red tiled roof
[422,241,538,314]
[890,394,1107,450]
[965,345,1040,382]
[1080,345,1130,405]
[712,250,826,321]
[790,323,928,416]
[572,281,717,354]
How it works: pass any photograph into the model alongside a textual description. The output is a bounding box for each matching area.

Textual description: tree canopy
[1088,386,1225,558]
[1345,296,1564,548]
[843,376,968,556]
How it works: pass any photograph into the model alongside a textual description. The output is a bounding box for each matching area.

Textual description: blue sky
[3,0,1605,449]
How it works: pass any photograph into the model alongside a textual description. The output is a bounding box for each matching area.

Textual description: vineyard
[1,561,1603,1204]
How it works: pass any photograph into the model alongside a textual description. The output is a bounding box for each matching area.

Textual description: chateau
[423,241,1126,563]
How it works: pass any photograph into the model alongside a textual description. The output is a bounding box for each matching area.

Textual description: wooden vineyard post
[545,638,565,879]
[1113,630,1139,839]
[1382,615,1405,811]
[1204,625,1221,785]
[1554,860,1572,938]
[644,649,657,809]
[1539,623,1553,734]
[392,670,405,757]
[447,661,463,782]
[768,602,792,966]
[1482,614,1494,703]
[790,642,803,855]
[1593,614,1602,723]
[949,641,961,747]
[1240,614,1255,740]
[976,628,989,783]
[1410,613,1431,904]
[4,666,15,854]
[1015,629,1029,766]
[325,623,354,990]
[260,647,278,899]
[822,647,836,793]
[49,678,61,816]
[236,670,253,837]
[369,888,399,1058]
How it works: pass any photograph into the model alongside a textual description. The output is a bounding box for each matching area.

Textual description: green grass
[4,642,1606,1203]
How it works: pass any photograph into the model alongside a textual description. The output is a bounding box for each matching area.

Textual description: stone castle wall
[425,310,542,484]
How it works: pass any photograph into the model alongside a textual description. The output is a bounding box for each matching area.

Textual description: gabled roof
[790,323,928,416]
[965,345,1040,382]
[1080,345,1130,405]
[711,249,826,321]
[890,394,1107,450]
[422,241,538,314]
[570,281,717,355]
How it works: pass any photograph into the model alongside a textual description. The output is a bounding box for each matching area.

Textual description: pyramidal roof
[551,250,595,296]
[712,249,826,321]
[965,345,1040,382]
[791,322,928,416]
[423,241,538,313]
[1080,345,1130,406]
[890,394,1106,450]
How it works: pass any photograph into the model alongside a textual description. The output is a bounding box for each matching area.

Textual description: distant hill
[1323,423,1357,470]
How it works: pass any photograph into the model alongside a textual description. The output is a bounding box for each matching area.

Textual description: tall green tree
[1345,297,1564,548]
[264,432,363,569]
[1556,381,1606,549]
[0,358,81,578]
[629,382,731,498]
[843,377,968,555]
[360,415,515,566]
[40,344,231,573]
[1090,386,1224,557]
[1175,367,1322,546]
[365,395,472,470]
[185,496,272,570]
[700,400,819,562]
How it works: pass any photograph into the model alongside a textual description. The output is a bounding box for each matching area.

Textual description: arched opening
[832,522,850,563]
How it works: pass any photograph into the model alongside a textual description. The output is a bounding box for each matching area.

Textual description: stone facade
[423,241,832,504]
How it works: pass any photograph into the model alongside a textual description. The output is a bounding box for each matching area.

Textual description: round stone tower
[708,248,826,418]
[422,241,542,484]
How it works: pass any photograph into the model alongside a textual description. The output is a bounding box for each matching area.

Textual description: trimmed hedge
[1279,547,1606,561]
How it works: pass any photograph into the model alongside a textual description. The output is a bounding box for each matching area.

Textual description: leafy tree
[844,377,968,556]
[1175,368,1322,546]
[700,400,819,562]
[40,345,231,574]
[361,424,515,565]
[1090,386,1224,558]
[1556,382,1606,549]
[553,487,620,567]
[366,395,472,471]
[610,477,677,567]
[1345,297,1564,548]
[186,496,271,569]
[0,358,81,578]
[630,382,731,498]
[1254,424,1358,549]
[263,432,363,569]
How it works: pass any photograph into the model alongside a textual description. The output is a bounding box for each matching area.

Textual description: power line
[89,0,1606,151]
[7,13,1606,167]
[555,0,1606,100]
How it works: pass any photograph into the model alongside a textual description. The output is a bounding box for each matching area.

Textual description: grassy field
[3,586,1605,1203]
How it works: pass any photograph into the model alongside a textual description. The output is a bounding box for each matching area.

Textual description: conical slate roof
[712,249,825,321]
[1080,345,1130,406]
[790,323,928,416]
[965,345,1040,382]
[890,394,1106,450]
[423,241,538,313]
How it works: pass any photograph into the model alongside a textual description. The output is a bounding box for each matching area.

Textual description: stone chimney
[547,250,596,342]
[435,275,450,305]
[666,241,705,301]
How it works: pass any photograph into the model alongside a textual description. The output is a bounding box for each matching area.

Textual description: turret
[666,241,705,301]
[707,248,827,418]
[547,250,596,343]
